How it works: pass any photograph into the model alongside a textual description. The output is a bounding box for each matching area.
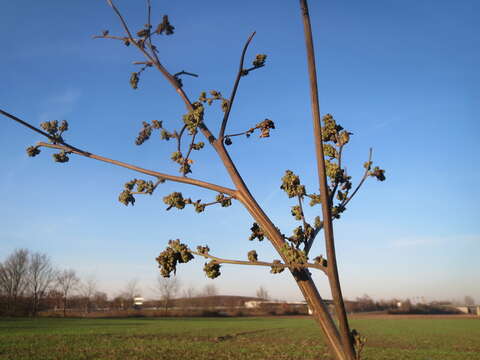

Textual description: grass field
[0,316,479,360]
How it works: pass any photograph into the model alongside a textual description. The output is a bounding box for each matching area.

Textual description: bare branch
[106,0,135,40]
[191,251,327,274]
[219,32,256,139]
[297,195,308,233]
[299,0,354,357]
[1,109,84,154]
[37,142,237,197]
[329,144,344,204]
[105,0,218,145]
[92,34,128,41]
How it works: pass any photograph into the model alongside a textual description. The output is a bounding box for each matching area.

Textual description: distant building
[133,297,144,309]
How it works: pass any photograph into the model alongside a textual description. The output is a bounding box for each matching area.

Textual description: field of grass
[0,316,479,359]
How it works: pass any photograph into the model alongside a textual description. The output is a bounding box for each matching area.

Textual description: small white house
[133,297,144,306]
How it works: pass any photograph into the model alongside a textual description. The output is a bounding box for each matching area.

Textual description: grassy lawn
[0,316,479,359]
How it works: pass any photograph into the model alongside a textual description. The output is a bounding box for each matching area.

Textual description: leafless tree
[27,252,57,316]
[124,278,141,298]
[0,249,29,314]
[155,275,180,312]
[202,284,218,297]
[56,269,80,317]
[0,1,387,358]
[256,286,269,300]
[80,275,98,313]
[119,278,141,309]
[182,286,196,299]
[464,295,475,306]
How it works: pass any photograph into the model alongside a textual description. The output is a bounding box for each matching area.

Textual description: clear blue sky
[1,0,479,302]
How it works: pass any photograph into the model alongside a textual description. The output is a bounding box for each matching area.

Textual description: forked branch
[219,32,256,139]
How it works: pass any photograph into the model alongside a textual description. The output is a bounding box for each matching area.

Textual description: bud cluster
[156,239,193,278]
[249,222,265,241]
[203,261,221,279]
[280,170,306,198]
[270,260,284,274]
[198,90,229,113]
[247,250,258,262]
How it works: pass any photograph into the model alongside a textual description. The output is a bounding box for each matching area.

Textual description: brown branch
[105,0,218,145]
[102,3,347,358]
[106,0,135,40]
[225,130,253,138]
[340,148,372,209]
[1,109,83,155]
[299,0,355,359]
[183,129,198,168]
[191,251,327,274]
[297,195,308,234]
[36,142,237,197]
[92,34,128,41]
[218,32,256,139]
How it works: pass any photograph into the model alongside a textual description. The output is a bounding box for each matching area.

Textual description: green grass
[0,316,479,359]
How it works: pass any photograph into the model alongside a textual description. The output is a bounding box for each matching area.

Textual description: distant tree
[155,275,180,312]
[27,252,57,316]
[256,286,269,300]
[0,249,29,315]
[92,291,109,310]
[120,278,141,309]
[182,286,196,299]
[202,284,218,297]
[0,1,387,358]
[56,269,80,317]
[464,295,475,306]
[80,275,99,313]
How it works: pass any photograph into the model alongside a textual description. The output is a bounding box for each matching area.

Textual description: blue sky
[1,0,479,302]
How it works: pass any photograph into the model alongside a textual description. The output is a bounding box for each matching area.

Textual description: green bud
[196,245,210,254]
[118,190,135,206]
[370,166,386,181]
[163,192,186,210]
[253,54,267,68]
[270,260,284,274]
[249,222,265,241]
[26,146,41,157]
[280,170,305,198]
[248,250,258,262]
[204,261,221,279]
[130,72,139,89]
[52,151,69,163]
[291,205,303,220]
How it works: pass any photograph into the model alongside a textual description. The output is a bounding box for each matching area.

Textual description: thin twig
[340,148,372,209]
[105,0,217,145]
[183,130,198,169]
[130,179,164,195]
[201,196,233,208]
[173,70,199,78]
[218,32,256,139]
[92,35,129,41]
[297,195,309,236]
[106,0,135,40]
[1,109,85,155]
[329,144,344,204]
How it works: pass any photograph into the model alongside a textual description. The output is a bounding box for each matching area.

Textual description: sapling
[1,1,386,359]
